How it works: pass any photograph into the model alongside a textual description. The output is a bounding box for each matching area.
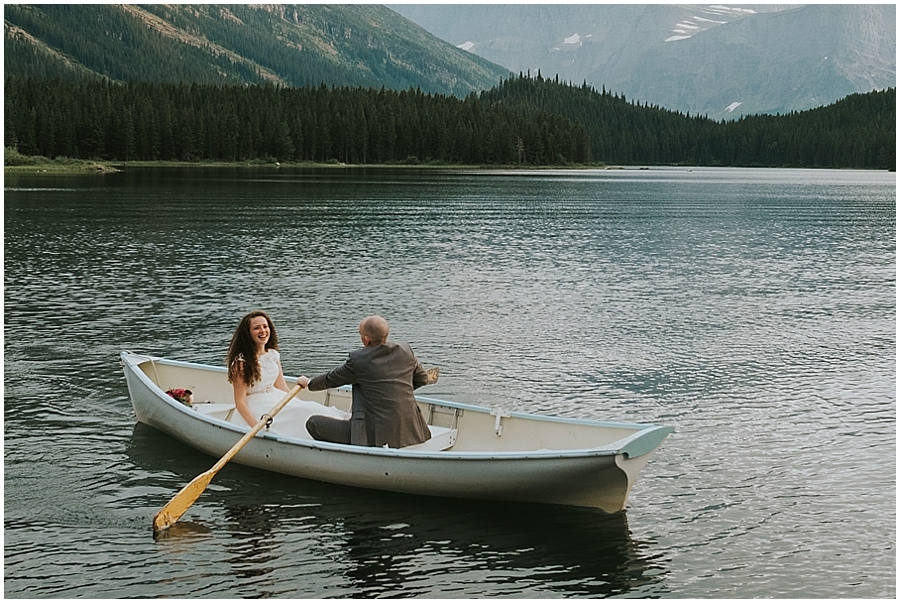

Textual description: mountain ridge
[3,4,511,96]
[390,4,895,119]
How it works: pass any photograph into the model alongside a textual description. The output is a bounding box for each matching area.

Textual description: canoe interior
[129,354,664,454]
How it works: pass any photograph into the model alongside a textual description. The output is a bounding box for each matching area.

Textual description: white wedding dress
[231,349,349,439]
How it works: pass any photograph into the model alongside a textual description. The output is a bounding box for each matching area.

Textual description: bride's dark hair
[226,310,279,386]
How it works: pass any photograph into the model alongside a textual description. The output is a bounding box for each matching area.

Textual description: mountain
[389,4,895,119]
[3,4,510,97]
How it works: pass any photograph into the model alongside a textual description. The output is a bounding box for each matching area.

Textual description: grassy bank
[4,147,123,173]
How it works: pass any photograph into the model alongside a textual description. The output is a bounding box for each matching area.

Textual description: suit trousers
[306,415,366,445]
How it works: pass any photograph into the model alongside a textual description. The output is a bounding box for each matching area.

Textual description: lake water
[4,166,895,598]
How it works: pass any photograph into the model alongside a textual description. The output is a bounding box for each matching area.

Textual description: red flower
[165,388,194,405]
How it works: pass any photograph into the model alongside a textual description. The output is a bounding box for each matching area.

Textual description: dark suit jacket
[307,341,431,448]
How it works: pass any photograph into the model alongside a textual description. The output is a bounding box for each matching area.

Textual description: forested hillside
[4,4,510,97]
[484,75,895,169]
[3,78,591,166]
[4,76,893,169]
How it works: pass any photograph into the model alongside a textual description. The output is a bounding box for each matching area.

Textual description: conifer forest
[4,75,895,169]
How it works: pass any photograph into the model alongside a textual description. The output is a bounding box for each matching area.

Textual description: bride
[226,310,349,439]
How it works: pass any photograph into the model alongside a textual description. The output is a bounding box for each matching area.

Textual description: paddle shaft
[152,383,303,534]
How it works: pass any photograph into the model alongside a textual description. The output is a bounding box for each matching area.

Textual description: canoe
[121,351,673,513]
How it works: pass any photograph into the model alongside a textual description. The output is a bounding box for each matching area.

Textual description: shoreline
[5,157,891,174]
[3,158,614,174]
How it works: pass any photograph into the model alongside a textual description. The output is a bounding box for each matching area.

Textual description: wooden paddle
[152,383,304,534]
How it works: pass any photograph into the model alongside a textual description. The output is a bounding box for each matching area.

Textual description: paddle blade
[152,469,216,534]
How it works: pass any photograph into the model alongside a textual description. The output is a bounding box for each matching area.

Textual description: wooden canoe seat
[403,425,458,451]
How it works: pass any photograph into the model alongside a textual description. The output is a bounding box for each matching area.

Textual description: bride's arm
[274,360,290,392]
[232,377,257,426]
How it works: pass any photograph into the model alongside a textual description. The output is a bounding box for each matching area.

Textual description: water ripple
[3,167,894,598]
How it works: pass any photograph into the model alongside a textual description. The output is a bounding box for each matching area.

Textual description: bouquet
[165,388,194,406]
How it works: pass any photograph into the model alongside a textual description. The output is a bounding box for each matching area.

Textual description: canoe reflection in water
[131,423,667,597]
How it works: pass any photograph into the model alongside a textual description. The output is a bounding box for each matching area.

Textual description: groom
[298,315,437,448]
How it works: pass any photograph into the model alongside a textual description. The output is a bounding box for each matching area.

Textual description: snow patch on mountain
[458,41,475,52]
[725,102,743,112]
[665,6,755,42]
[564,33,581,45]
[708,5,757,15]
[694,16,728,25]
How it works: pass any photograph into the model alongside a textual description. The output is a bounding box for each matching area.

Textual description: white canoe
[121,351,673,513]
